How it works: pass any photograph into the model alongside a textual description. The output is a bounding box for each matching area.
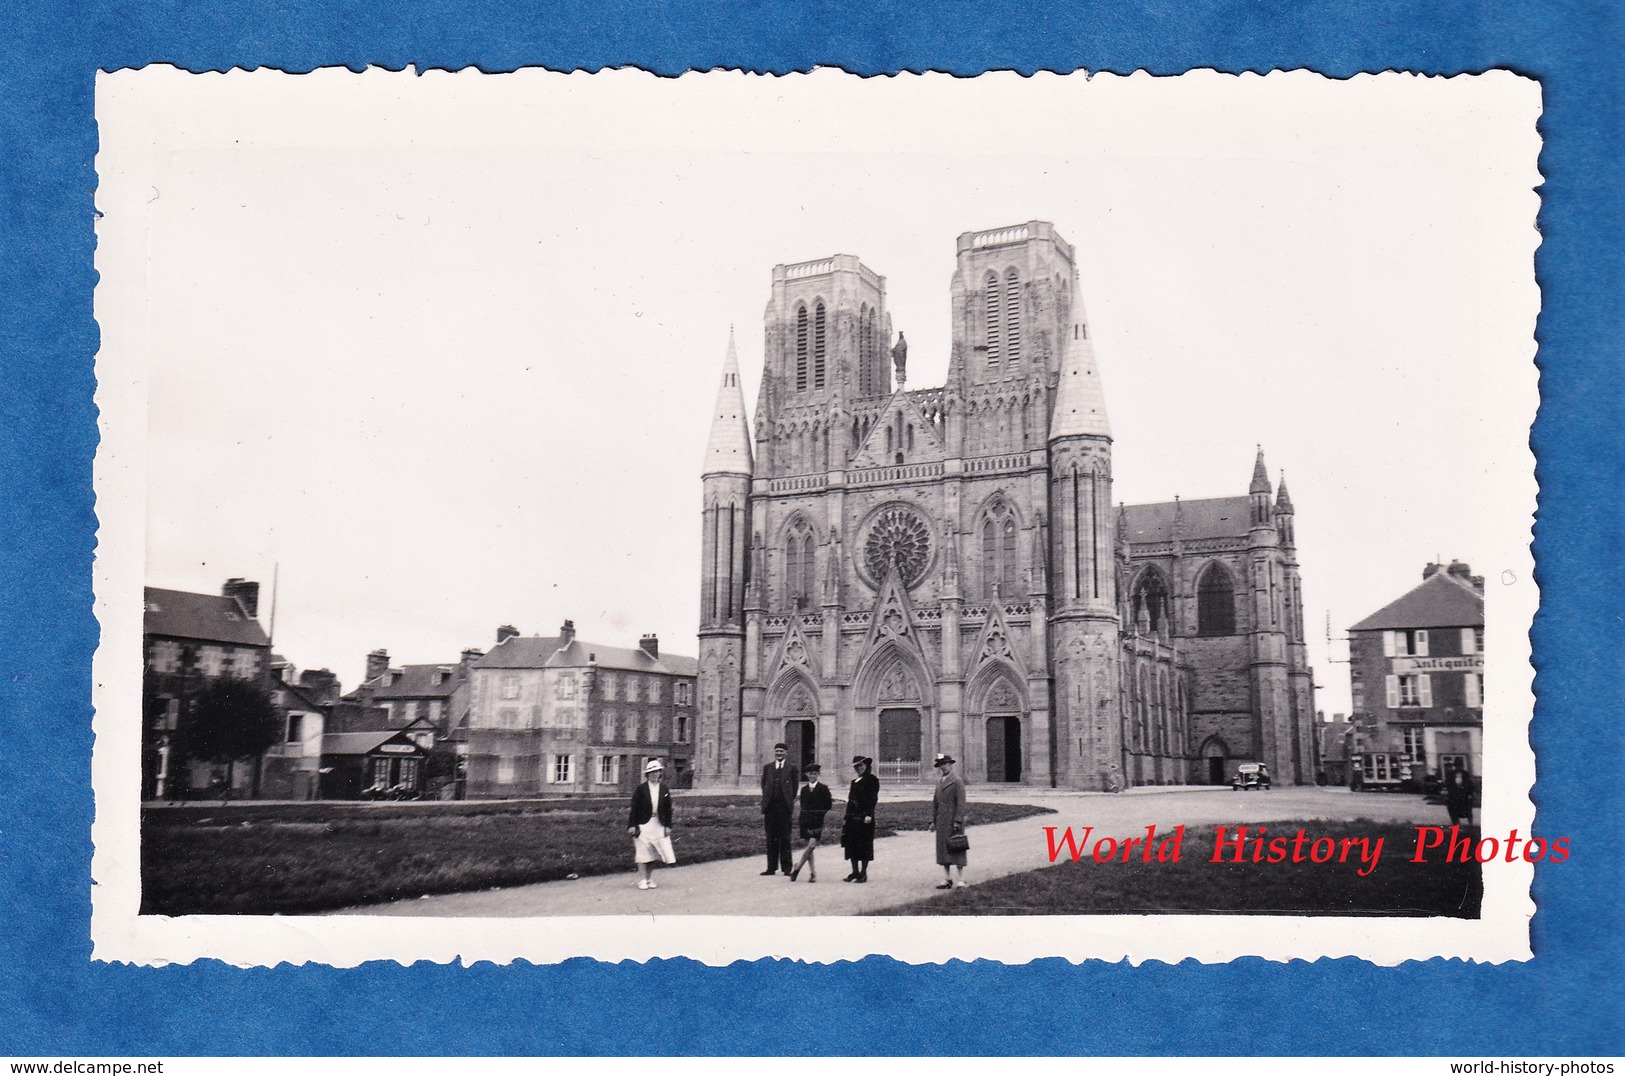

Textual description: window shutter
[1385,675,1399,708]
[1418,674,1433,707]
[1461,627,1476,655]
[1465,673,1481,709]
[1383,631,1396,657]
[1416,630,1429,657]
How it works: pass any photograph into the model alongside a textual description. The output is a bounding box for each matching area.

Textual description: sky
[98,68,1542,717]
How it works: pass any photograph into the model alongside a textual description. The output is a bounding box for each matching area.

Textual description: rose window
[863,507,932,587]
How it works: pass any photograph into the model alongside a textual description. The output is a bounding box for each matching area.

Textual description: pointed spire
[703,328,753,476]
[1249,446,1271,495]
[1048,321,1111,440]
[1275,471,1294,513]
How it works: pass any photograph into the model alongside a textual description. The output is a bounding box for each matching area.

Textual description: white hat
[644,759,665,773]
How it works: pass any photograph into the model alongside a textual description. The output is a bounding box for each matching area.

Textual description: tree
[172,678,282,797]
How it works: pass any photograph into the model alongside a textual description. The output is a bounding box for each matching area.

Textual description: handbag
[946,822,969,854]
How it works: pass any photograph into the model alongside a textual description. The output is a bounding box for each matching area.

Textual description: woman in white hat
[626,758,675,890]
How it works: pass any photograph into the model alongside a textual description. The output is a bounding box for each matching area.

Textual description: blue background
[2,0,1620,1056]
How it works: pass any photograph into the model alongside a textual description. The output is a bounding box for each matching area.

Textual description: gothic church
[697,222,1315,790]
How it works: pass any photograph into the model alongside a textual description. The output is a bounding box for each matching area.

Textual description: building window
[500,674,521,700]
[795,303,809,391]
[603,674,617,701]
[1196,564,1236,636]
[628,714,641,742]
[1465,672,1482,709]
[398,758,419,788]
[1387,674,1432,708]
[1461,626,1485,655]
[551,754,573,784]
[1401,727,1426,762]
[676,681,692,706]
[1004,267,1021,365]
[813,300,827,390]
[286,714,304,743]
[597,755,619,784]
[984,271,1002,366]
[978,501,1019,600]
[677,715,689,743]
[1384,629,1429,657]
[371,758,391,788]
[555,674,577,700]
[1131,568,1171,634]
[497,756,515,784]
[786,523,817,609]
[601,711,614,741]
[498,707,519,728]
[646,716,661,743]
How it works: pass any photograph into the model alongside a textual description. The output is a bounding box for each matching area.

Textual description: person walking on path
[929,753,969,890]
[841,755,879,883]
[1444,761,1476,827]
[789,763,832,882]
[760,742,799,876]
[626,759,675,891]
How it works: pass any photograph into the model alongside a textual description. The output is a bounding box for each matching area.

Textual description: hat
[933,753,956,767]
[644,759,665,773]
[804,763,822,775]
[852,755,873,767]
[773,742,788,751]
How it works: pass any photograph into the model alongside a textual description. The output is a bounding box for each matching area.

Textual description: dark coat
[933,772,968,866]
[628,780,673,829]
[842,772,880,860]
[1444,769,1474,819]
[798,781,833,838]
[761,761,799,816]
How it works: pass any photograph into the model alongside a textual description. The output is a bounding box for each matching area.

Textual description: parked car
[1231,762,1271,791]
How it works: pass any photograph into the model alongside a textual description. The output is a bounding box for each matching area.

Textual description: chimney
[300,668,342,706]
[639,633,659,660]
[496,625,520,645]
[1422,563,1444,580]
[460,648,484,667]
[222,578,260,618]
[559,619,576,645]
[1447,560,1473,580]
[366,648,390,682]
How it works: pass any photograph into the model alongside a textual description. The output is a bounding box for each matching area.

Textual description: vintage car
[1231,762,1271,791]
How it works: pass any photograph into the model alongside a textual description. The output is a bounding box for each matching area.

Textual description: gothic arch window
[794,304,809,392]
[859,303,874,392]
[978,499,1020,600]
[984,270,1002,366]
[813,300,828,390]
[1131,567,1171,634]
[1197,562,1237,637]
[1004,267,1022,366]
[784,519,817,610]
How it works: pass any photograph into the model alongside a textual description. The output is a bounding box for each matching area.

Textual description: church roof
[1048,321,1111,440]
[1121,496,1253,543]
[703,330,753,476]
[1350,571,1485,632]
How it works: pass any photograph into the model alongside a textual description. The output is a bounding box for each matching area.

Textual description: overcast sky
[99,68,1541,716]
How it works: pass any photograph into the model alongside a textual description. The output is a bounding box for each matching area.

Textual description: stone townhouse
[464,621,698,798]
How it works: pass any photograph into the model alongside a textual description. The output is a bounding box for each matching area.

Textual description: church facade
[697,221,1315,790]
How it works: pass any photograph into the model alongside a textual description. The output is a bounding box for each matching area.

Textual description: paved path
[336,786,1442,918]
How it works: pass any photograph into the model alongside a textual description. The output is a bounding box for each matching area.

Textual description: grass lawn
[885,821,1483,917]
[141,795,1054,915]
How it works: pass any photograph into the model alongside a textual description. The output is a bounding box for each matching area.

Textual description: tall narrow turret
[698,331,753,785]
[1047,310,1122,790]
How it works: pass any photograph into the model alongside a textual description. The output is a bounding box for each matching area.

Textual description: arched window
[1004,268,1021,365]
[785,523,817,610]
[979,500,1020,600]
[859,303,874,392]
[794,304,809,392]
[813,301,827,390]
[1131,569,1171,634]
[984,270,1002,366]
[1197,563,1237,636]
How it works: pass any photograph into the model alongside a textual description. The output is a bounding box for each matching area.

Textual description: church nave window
[978,501,1019,600]
[1131,569,1170,634]
[1196,563,1237,637]
[785,524,817,610]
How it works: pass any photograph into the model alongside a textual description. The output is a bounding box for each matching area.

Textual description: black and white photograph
[91,68,1540,967]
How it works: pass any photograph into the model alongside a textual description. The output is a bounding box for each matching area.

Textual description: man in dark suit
[760,742,799,876]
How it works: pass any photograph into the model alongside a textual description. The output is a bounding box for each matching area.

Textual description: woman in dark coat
[789,763,833,882]
[841,755,880,883]
[1443,762,1475,826]
[930,753,968,889]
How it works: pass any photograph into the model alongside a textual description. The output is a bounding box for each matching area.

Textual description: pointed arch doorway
[878,708,922,782]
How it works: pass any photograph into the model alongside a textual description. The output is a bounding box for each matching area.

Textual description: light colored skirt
[634,822,676,865]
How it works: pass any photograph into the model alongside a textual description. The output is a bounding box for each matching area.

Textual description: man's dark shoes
[760,870,777,876]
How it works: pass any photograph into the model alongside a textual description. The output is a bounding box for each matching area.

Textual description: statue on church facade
[890,331,908,387]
